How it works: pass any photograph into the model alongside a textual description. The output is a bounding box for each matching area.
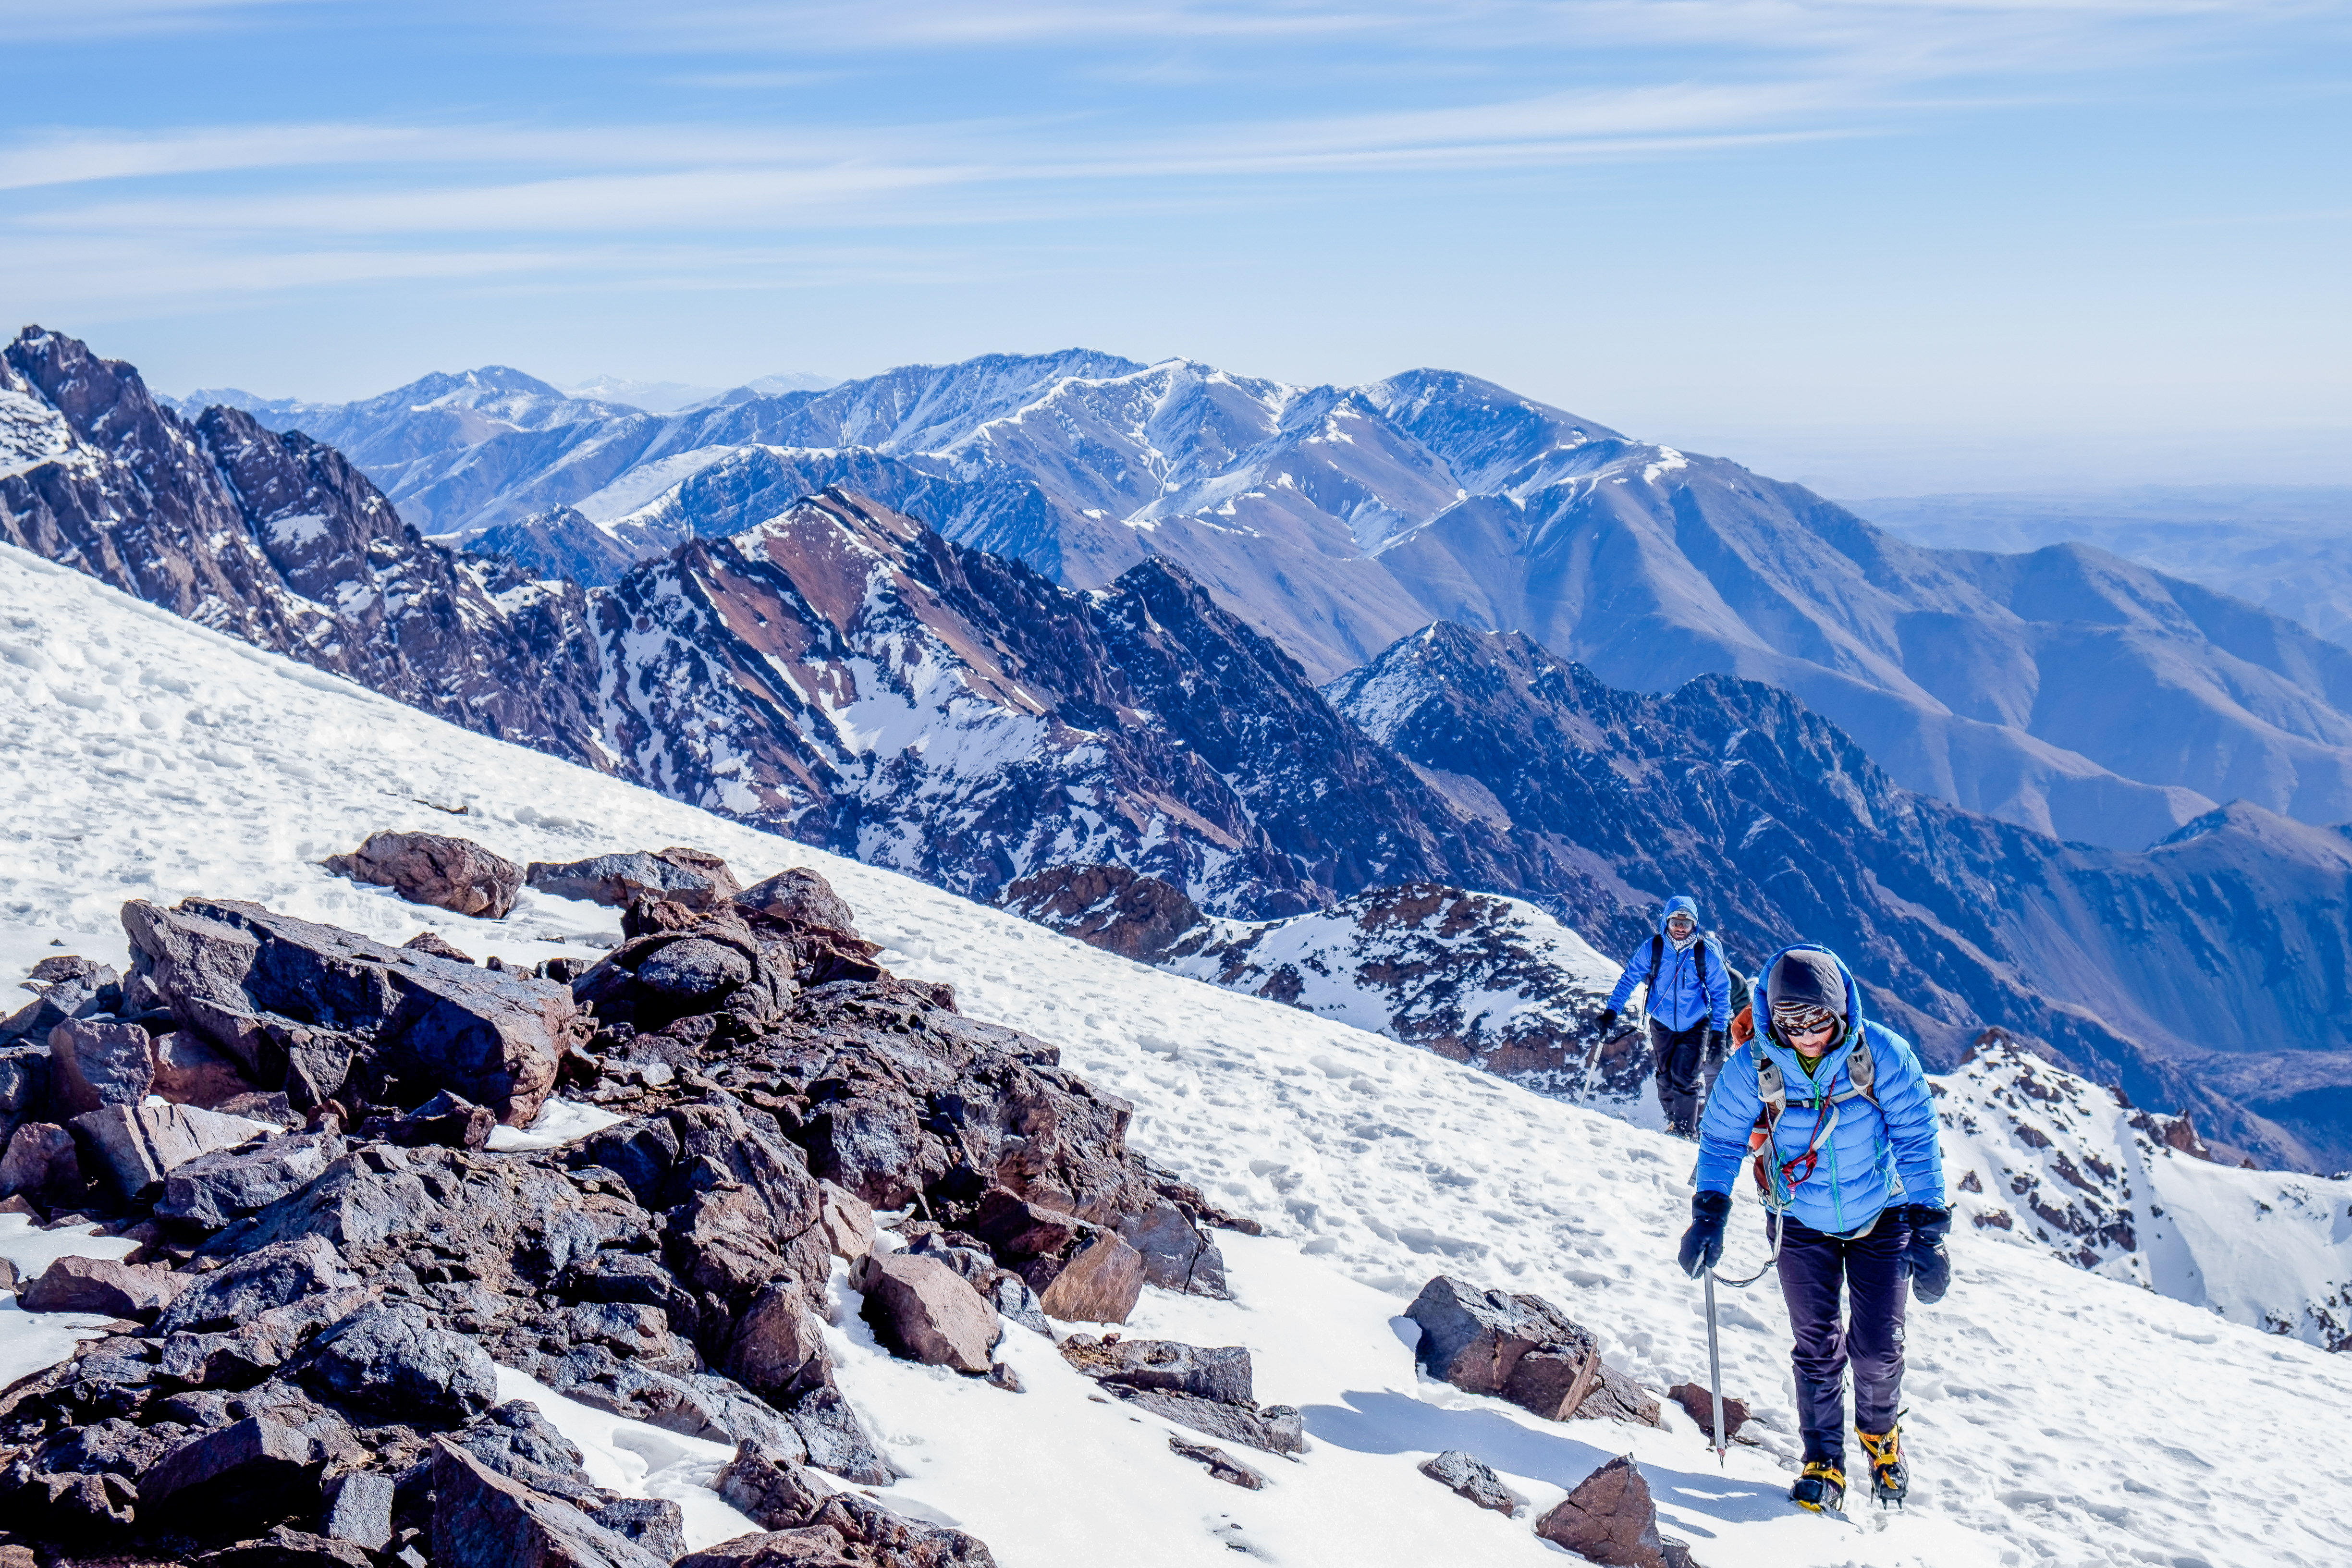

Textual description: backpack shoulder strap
[1643,934,1666,996]
[1844,1029,1878,1105]
[1755,1050,1787,1118]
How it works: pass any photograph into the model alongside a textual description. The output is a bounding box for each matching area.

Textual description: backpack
[1747,1017,1883,1213]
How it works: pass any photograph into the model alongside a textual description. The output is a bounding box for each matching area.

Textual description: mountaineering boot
[1859,1426,1908,1507]
[1789,1460,1845,1514]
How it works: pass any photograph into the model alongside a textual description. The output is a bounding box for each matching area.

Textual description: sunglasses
[1772,1003,1839,1041]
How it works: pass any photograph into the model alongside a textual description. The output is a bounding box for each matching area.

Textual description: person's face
[1665,913,1695,940]
[1786,1016,1837,1054]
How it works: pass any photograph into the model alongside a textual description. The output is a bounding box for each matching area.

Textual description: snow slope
[4,540,2350,1568]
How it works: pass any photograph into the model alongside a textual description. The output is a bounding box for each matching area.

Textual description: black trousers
[1776,1209,1911,1466]
[1648,1019,1708,1132]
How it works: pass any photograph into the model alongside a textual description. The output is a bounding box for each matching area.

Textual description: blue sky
[3,0,2347,493]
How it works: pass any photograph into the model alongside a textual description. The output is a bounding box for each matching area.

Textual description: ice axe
[1703,1272,1727,1467]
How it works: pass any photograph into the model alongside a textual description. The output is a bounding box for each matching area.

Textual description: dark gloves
[1678,1190,1732,1279]
[1899,1205,1952,1304]
[1597,1008,1619,1031]
[1705,1027,1725,1061]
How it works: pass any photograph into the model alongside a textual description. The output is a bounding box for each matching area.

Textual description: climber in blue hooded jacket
[1597,894,1730,1136]
[1676,943,1949,1516]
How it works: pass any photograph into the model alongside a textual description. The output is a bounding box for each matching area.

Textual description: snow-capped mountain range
[220,345,2352,858]
[3,537,2348,1568]
[10,326,2352,1174]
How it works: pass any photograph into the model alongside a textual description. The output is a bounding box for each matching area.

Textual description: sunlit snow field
[4,543,2350,1567]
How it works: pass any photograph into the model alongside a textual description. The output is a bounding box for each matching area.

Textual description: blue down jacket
[1604,895,1730,1034]
[1692,943,1944,1236]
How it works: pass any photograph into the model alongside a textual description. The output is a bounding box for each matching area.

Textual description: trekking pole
[1703,1271,1727,1468]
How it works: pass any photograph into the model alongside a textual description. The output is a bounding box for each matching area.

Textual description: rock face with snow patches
[214,343,2352,854]
[0,329,609,770]
[1939,1032,2352,1352]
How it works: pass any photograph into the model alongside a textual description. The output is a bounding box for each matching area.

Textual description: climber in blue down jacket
[1597,894,1731,1136]
[1675,943,1949,1516]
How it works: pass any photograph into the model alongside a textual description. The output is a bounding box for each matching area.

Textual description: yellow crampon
[1789,1459,1845,1514]
[1858,1425,1909,1507]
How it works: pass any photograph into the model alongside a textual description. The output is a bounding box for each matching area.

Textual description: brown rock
[1666,1382,1752,1438]
[968,1189,1087,1261]
[68,1101,262,1202]
[1035,1234,1144,1324]
[430,1437,670,1568]
[47,1015,156,1115]
[1533,1454,1694,1568]
[1418,1449,1519,1514]
[715,1440,828,1530]
[139,1415,323,1519]
[322,830,524,919]
[151,1030,260,1107]
[735,867,859,936]
[853,1251,1001,1373]
[657,847,742,902]
[0,1119,83,1203]
[19,1254,188,1320]
[817,1179,877,1262]
[726,1282,833,1402]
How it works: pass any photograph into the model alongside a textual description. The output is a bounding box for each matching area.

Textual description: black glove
[1678,1191,1731,1279]
[1899,1205,1952,1304]
[1597,1009,1619,1031]
[1705,1027,1725,1060]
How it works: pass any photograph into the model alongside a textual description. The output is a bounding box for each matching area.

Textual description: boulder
[715,1440,830,1531]
[817,1179,877,1262]
[122,897,576,1125]
[1418,1449,1520,1515]
[529,849,740,912]
[1406,1274,1658,1425]
[788,1385,897,1485]
[297,1301,500,1423]
[451,1400,605,1506]
[725,1281,835,1402]
[1034,1233,1144,1324]
[1119,1199,1230,1298]
[1666,1382,1752,1439]
[1059,1337,1253,1405]
[18,1254,188,1320]
[137,1415,323,1520]
[150,1030,261,1107]
[158,1287,378,1389]
[1169,1434,1265,1490]
[0,1045,48,1139]
[322,831,524,919]
[0,1119,83,1204]
[636,937,753,999]
[1533,1453,1695,1568]
[47,1016,156,1116]
[735,868,859,936]
[430,1438,670,1568]
[158,1234,365,1334]
[157,1132,342,1230]
[680,1491,997,1567]
[968,1189,1087,1261]
[851,1252,1001,1374]
[68,1102,264,1202]
[320,1469,395,1552]
[0,961,120,1048]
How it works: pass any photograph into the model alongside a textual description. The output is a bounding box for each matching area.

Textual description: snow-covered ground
[6,540,2352,1568]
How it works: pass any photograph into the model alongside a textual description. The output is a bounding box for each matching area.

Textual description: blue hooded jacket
[1692,943,1944,1235]
[1604,894,1730,1033]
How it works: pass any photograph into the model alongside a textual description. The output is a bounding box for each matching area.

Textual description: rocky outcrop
[323,831,525,919]
[121,896,579,1125]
